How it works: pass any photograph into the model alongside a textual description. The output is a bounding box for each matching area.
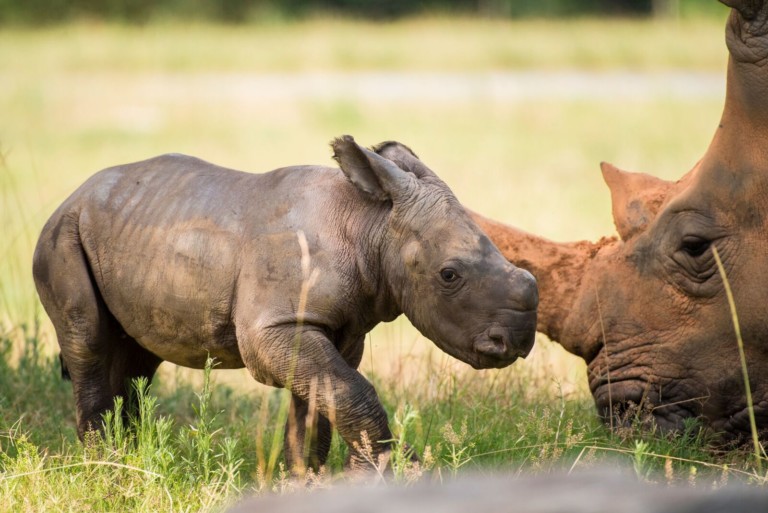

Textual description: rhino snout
[509,268,539,312]
[474,315,537,363]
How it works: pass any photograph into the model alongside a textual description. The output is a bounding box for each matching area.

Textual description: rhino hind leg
[34,233,161,439]
[65,327,162,439]
[108,333,163,425]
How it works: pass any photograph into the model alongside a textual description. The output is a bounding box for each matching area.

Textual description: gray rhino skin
[32,136,538,469]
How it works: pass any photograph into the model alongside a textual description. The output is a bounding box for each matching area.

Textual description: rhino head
[473,0,768,441]
[332,136,538,369]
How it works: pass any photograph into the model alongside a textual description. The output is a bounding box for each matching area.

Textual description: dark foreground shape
[472,0,768,442]
[33,136,537,470]
[228,471,768,513]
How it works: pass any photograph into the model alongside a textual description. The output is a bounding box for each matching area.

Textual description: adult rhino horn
[470,210,605,352]
[695,0,768,180]
[720,0,763,20]
[600,162,676,241]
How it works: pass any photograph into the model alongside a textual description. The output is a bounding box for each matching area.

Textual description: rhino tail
[59,353,71,381]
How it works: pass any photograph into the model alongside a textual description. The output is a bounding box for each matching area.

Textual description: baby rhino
[33,136,538,470]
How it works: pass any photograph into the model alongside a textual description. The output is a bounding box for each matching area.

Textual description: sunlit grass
[1,328,763,513]
[0,17,727,74]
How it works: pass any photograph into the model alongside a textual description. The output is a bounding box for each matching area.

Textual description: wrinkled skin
[33,135,537,471]
[472,1,768,442]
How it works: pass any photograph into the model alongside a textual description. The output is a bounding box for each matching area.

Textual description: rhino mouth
[592,376,768,443]
[467,313,537,370]
[711,402,768,444]
[590,378,704,434]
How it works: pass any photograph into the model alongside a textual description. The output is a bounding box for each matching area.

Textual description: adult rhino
[32,136,538,470]
[471,0,768,442]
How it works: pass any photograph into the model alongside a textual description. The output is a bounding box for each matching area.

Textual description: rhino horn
[470,210,605,349]
[720,0,763,20]
[600,162,677,241]
[694,0,768,181]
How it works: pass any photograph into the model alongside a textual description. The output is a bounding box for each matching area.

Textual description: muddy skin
[472,0,768,443]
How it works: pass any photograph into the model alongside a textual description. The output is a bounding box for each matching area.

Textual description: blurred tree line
[0,0,724,24]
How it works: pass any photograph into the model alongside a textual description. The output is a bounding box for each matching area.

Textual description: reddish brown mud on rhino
[472,0,768,442]
[32,136,538,472]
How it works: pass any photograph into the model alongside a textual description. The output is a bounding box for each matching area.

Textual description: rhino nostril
[488,327,508,345]
[475,327,509,357]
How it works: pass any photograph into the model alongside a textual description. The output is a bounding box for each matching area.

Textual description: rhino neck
[341,202,402,326]
[470,210,606,349]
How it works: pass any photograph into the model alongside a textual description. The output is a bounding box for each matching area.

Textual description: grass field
[2,11,766,513]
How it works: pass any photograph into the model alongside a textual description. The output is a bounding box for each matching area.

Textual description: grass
[2,12,767,512]
[1,327,765,512]
[0,16,728,74]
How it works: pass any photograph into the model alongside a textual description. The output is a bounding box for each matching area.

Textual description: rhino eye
[440,268,459,283]
[681,236,710,257]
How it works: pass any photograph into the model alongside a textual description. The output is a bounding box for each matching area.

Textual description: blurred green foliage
[0,0,726,24]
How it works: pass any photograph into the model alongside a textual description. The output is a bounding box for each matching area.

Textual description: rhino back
[49,154,367,369]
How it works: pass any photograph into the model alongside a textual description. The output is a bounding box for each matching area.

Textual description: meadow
[2,11,765,512]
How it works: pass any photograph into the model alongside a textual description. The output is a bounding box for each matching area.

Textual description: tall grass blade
[712,246,763,473]
[266,230,320,478]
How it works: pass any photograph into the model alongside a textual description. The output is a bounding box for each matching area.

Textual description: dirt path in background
[38,70,724,104]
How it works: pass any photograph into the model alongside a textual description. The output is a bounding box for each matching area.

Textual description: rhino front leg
[284,394,332,472]
[239,325,391,471]
[283,336,365,472]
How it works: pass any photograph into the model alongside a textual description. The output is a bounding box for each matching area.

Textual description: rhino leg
[34,235,161,438]
[107,334,163,423]
[239,325,391,471]
[283,336,366,472]
[284,394,332,472]
[66,330,162,438]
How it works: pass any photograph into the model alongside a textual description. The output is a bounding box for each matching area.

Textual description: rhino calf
[33,136,537,470]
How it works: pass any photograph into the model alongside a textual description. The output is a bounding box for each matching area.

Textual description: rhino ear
[601,162,675,241]
[331,135,414,202]
[372,141,439,182]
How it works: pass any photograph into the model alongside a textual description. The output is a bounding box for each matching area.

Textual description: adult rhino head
[473,0,768,441]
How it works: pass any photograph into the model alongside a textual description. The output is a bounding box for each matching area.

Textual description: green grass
[0,16,728,74]
[2,14,767,512]
[1,328,763,512]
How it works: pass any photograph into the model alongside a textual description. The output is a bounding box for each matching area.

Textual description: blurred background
[1,0,730,403]
[0,0,728,23]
